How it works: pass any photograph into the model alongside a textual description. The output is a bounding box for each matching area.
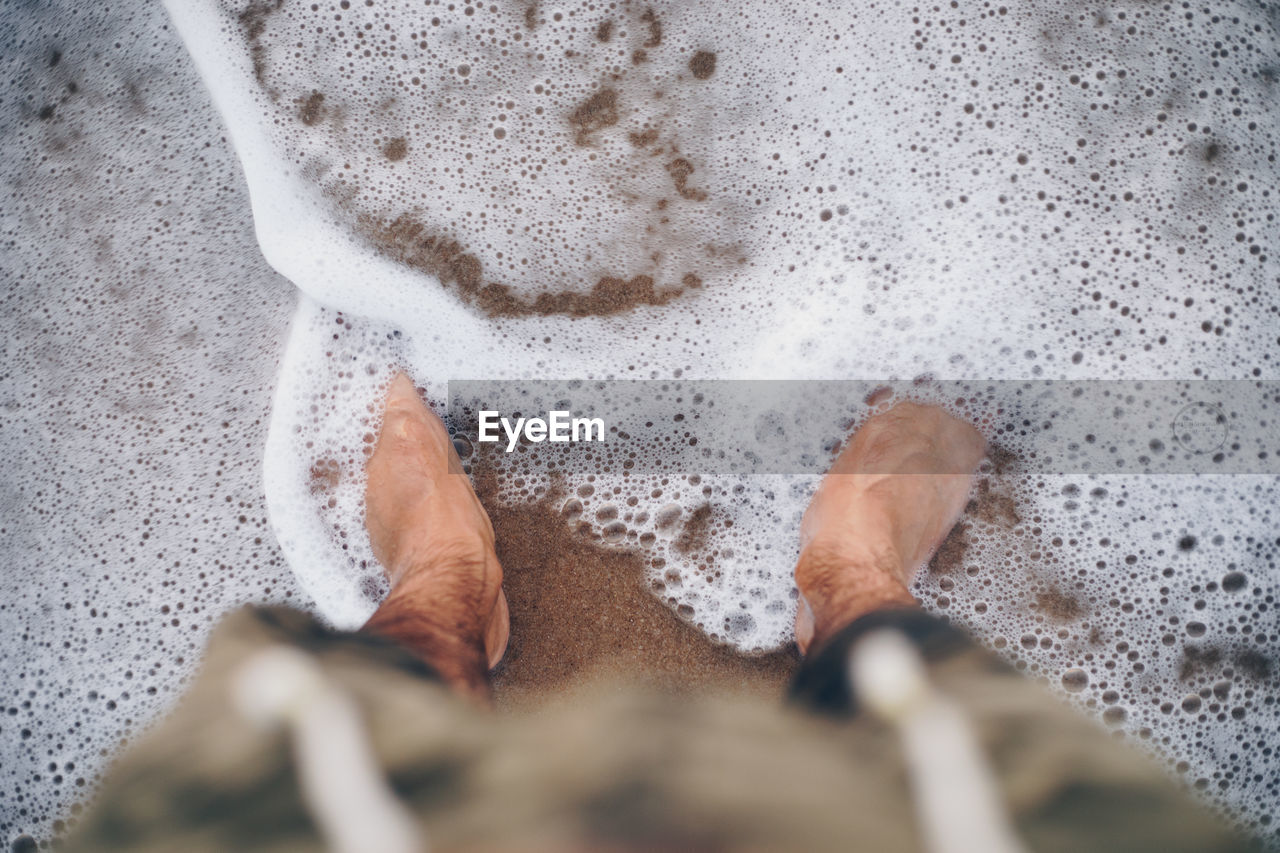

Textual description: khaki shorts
[67,606,1246,852]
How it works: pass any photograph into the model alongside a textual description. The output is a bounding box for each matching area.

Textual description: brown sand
[927,464,1023,577]
[689,50,717,80]
[487,435,1040,708]
[359,213,703,318]
[383,137,408,162]
[928,520,971,576]
[486,493,799,711]
[970,476,1021,526]
[238,0,283,93]
[639,8,663,48]
[248,5,716,320]
[1034,587,1085,622]
[297,90,326,126]
[569,88,620,147]
[628,127,659,148]
[666,157,709,201]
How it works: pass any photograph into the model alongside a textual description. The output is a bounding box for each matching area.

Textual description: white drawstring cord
[226,632,1017,853]
[849,629,1028,853]
[231,646,426,853]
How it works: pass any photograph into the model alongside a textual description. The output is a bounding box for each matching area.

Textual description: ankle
[795,540,917,655]
[363,588,492,701]
[364,557,500,701]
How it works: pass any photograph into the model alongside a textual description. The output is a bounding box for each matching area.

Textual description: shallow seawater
[2,0,1279,846]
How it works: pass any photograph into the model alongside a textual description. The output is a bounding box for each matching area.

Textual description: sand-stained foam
[168,0,1280,837]
[3,0,1276,844]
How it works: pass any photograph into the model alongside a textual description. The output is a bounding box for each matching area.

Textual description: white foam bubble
[206,0,1279,837]
[3,0,1278,845]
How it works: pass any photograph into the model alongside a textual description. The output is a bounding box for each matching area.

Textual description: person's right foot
[363,373,508,688]
[793,401,986,655]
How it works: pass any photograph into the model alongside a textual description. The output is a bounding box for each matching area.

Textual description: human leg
[361,373,509,701]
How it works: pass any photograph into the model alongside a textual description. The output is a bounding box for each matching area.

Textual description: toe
[384,372,424,414]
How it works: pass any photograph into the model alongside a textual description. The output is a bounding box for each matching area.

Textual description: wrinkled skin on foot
[794,401,986,655]
[365,373,509,672]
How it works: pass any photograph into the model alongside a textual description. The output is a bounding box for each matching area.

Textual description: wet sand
[484,447,1023,709]
[485,493,799,710]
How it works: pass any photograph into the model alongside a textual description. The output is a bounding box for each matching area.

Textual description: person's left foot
[364,373,509,672]
[793,401,985,655]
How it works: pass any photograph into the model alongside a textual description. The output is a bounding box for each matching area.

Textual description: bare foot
[793,402,986,655]
[362,373,509,698]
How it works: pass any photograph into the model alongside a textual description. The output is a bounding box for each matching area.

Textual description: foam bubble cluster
[1,0,299,845]
[224,0,1280,839]
[2,0,1279,845]
[235,0,1280,835]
